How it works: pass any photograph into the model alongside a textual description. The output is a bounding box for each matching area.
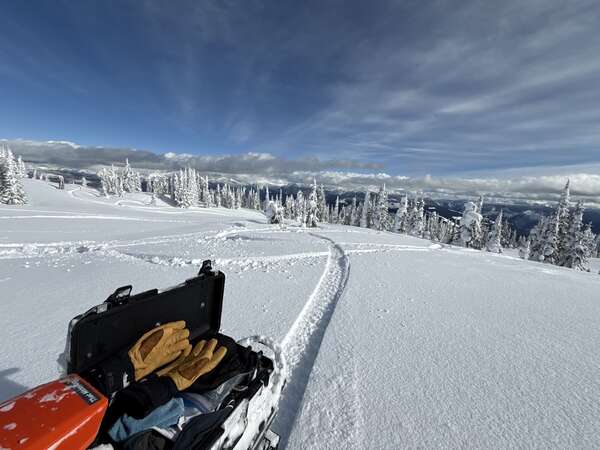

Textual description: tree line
[5,152,596,272]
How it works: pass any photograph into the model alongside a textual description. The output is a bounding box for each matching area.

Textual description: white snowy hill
[1,179,599,449]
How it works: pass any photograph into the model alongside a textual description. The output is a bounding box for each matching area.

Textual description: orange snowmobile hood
[0,374,107,450]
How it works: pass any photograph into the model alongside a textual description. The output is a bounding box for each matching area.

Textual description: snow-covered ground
[1,179,600,449]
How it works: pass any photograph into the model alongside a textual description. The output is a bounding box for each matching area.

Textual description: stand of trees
[0,144,27,205]
[93,161,596,272]
[525,181,596,271]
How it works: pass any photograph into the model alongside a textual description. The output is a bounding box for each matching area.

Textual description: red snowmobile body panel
[0,374,107,450]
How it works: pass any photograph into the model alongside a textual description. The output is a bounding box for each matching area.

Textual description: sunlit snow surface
[1,180,600,449]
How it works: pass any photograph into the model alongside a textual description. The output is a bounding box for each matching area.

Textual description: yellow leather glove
[128,321,191,381]
[162,338,227,391]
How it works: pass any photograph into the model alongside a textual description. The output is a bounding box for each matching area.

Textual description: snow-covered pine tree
[561,201,586,269]
[110,165,123,196]
[265,200,283,224]
[264,185,270,211]
[237,187,243,208]
[98,168,109,197]
[199,176,210,206]
[426,211,439,240]
[81,176,87,188]
[500,217,512,248]
[317,184,328,223]
[555,180,572,262]
[306,180,319,227]
[528,216,546,261]
[215,184,223,208]
[295,190,306,226]
[172,171,183,206]
[439,216,458,244]
[593,233,600,258]
[349,196,358,226]
[0,148,27,205]
[476,195,484,214]
[360,190,371,228]
[409,196,425,237]
[486,210,503,253]
[331,196,340,224]
[252,186,261,210]
[540,209,560,264]
[581,224,596,266]
[227,184,235,208]
[519,240,531,259]
[393,195,408,233]
[16,156,26,178]
[459,201,483,248]
[372,184,390,231]
[122,159,141,192]
[339,204,347,225]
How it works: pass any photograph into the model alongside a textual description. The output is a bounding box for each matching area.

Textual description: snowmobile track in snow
[275,232,351,447]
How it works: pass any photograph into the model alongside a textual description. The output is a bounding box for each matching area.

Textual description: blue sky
[1,0,600,176]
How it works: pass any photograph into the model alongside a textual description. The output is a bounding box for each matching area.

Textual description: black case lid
[67,267,225,374]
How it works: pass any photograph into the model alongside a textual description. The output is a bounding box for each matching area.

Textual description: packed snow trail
[274,232,350,447]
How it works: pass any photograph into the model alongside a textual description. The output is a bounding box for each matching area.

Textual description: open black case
[64,260,281,450]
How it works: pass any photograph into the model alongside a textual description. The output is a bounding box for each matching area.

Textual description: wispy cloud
[1,1,600,175]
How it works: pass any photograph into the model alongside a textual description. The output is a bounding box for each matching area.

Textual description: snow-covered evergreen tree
[122,159,141,192]
[199,176,210,206]
[360,190,371,228]
[0,147,27,205]
[16,156,26,178]
[264,185,270,211]
[331,196,340,224]
[295,190,306,226]
[408,196,425,237]
[305,180,319,227]
[539,209,560,264]
[372,184,390,231]
[349,196,358,226]
[339,204,347,225]
[555,180,572,262]
[581,224,596,267]
[252,186,261,210]
[561,201,588,270]
[459,201,483,248]
[393,196,408,233]
[519,240,531,259]
[486,210,503,253]
[317,184,328,223]
[265,200,284,225]
[476,195,484,214]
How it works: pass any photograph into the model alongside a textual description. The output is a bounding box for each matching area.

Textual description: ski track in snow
[275,232,351,447]
[0,225,269,260]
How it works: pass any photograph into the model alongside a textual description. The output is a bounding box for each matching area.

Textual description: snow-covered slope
[1,179,599,449]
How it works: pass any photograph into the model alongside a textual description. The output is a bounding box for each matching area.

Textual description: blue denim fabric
[109,397,185,442]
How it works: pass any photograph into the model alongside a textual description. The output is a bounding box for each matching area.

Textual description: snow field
[2,179,600,449]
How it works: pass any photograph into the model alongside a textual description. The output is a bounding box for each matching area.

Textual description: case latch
[105,285,132,306]
[198,259,214,277]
